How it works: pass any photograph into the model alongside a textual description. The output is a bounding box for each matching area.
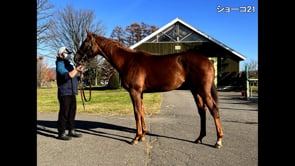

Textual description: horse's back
[134,51,214,81]
[179,52,216,91]
[180,52,214,75]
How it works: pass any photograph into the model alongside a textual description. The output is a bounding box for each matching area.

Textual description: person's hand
[76,65,84,72]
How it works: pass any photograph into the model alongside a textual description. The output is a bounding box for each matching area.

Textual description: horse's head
[74,30,102,65]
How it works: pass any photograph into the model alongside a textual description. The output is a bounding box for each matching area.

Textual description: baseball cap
[58,46,73,55]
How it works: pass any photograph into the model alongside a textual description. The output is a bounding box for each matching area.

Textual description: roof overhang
[130,17,246,61]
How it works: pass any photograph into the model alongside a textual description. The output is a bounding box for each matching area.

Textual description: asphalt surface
[37,90,258,166]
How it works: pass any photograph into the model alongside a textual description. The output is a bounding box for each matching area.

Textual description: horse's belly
[146,71,185,92]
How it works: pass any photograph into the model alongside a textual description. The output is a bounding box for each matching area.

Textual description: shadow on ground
[37,119,216,148]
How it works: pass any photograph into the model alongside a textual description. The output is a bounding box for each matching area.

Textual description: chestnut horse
[74,30,224,148]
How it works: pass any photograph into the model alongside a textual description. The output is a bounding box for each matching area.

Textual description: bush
[107,72,121,89]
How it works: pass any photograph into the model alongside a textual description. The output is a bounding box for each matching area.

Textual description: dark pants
[57,95,77,133]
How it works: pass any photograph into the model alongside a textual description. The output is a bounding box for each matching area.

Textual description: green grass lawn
[37,83,163,115]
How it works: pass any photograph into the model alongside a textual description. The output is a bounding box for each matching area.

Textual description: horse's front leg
[129,89,146,145]
[139,98,147,141]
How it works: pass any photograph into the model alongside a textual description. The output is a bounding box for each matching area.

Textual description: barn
[130,17,246,87]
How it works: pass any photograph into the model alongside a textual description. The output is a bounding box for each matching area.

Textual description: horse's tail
[211,83,219,106]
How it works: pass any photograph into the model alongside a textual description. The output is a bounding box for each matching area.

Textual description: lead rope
[79,71,92,111]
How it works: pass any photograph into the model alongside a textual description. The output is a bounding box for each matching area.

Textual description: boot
[58,132,72,140]
[68,129,82,138]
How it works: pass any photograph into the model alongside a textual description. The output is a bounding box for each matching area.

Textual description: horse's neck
[99,38,132,73]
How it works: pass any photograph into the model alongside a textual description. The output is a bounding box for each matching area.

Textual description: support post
[245,65,249,100]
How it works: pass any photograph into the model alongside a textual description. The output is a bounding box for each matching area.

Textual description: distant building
[130,17,246,87]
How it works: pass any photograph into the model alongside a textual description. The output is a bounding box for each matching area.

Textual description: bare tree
[100,60,117,85]
[37,56,55,87]
[45,5,106,57]
[126,22,158,46]
[111,22,159,47]
[37,0,54,51]
[41,5,107,85]
[37,0,55,87]
[110,26,128,46]
[103,22,159,86]
[242,59,258,72]
[37,56,43,87]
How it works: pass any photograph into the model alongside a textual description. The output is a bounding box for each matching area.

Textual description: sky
[42,0,258,68]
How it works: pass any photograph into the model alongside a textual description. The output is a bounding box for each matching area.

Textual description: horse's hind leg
[192,93,207,144]
[203,93,224,149]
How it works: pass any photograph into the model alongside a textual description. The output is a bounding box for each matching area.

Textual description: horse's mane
[93,34,137,54]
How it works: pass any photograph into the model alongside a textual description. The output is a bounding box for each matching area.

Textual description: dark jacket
[56,57,79,96]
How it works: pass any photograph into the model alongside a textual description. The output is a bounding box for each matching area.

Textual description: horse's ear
[86,29,92,36]
[91,34,95,43]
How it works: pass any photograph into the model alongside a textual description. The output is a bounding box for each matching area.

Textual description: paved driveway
[37,90,258,166]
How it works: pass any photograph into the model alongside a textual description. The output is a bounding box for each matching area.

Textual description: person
[55,46,84,140]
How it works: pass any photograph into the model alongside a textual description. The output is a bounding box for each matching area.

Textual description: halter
[76,37,93,65]
[76,34,111,111]
[78,71,91,111]
[76,39,94,111]
[83,35,111,63]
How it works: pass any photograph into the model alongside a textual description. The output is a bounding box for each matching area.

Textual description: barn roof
[130,17,246,60]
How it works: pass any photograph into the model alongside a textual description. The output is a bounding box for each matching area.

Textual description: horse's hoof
[131,140,138,145]
[214,143,223,149]
[139,136,145,142]
[195,139,202,144]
